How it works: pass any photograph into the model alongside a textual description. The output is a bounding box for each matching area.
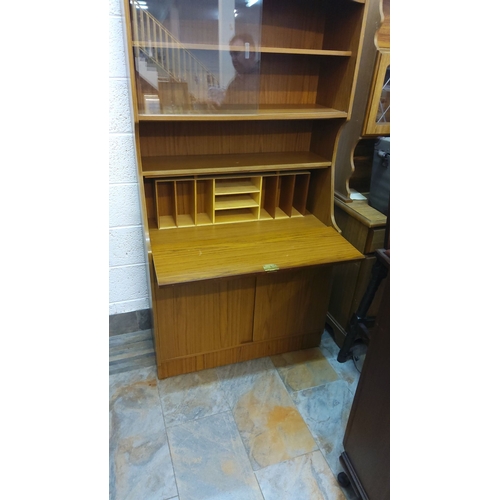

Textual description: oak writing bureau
[123,0,367,378]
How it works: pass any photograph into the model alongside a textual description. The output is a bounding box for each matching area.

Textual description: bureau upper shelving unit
[123,0,368,379]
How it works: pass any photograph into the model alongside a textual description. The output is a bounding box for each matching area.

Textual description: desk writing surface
[335,198,387,228]
[150,215,364,286]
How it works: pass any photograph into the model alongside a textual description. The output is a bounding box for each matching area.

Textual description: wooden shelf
[158,215,176,229]
[138,105,347,122]
[214,194,260,210]
[132,41,352,57]
[150,215,363,286]
[196,213,212,226]
[215,178,260,195]
[141,152,331,177]
[214,208,259,225]
[176,214,195,227]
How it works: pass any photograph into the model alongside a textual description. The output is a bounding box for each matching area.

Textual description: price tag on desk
[263,264,279,272]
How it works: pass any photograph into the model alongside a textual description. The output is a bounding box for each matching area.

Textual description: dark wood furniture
[326,197,387,347]
[339,256,390,499]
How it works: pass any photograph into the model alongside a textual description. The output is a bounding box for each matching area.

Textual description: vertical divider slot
[278,174,296,217]
[292,173,310,216]
[175,180,196,227]
[155,180,177,229]
[196,179,214,225]
[261,175,278,220]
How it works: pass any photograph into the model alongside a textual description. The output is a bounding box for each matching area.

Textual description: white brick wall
[109,0,150,315]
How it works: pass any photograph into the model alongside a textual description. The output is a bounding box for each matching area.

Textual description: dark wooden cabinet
[326,197,387,346]
[339,272,390,499]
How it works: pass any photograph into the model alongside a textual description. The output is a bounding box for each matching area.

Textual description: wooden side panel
[377,0,391,49]
[154,276,256,361]
[334,205,369,253]
[253,266,333,342]
[365,228,386,254]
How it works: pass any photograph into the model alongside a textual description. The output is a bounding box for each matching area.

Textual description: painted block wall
[109,0,150,315]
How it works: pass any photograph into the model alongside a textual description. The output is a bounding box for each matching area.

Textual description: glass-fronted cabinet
[129,0,263,114]
[363,48,390,136]
[126,0,362,119]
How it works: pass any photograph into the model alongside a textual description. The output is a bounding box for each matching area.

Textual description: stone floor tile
[255,450,347,500]
[109,367,177,500]
[271,348,339,393]
[217,358,317,470]
[157,368,230,427]
[291,380,353,477]
[320,331,360,394]
[167,412,263,500]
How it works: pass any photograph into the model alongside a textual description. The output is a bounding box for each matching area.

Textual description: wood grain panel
[259,55,320,105]
[260,0,363,52]
[139,121,314,158]
[157,332,322,379]
[150,216,363,285]
[154,276,256,361]
[141,152,330,177]
[334,205,369,253]
[365,228,386,254]
[328,260,362,327]
[261,0,326,50]
[377,0,391,49]
[253,266,334,342]
[335,198,387,228]
[322,0,364,52]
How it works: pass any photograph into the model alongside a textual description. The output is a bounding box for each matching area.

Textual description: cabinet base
[156,331,322,378]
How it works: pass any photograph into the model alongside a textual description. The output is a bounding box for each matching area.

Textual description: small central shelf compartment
[213,175,262,223]
[214,207,259,224]
[214,177,261,195]
[214,195,260,210]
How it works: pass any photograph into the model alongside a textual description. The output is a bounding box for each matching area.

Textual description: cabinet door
[363,49,390,136]
[253,266,333,342]
[154,276,256,360]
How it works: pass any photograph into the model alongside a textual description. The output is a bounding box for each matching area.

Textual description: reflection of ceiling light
[234,9,238,17]
[246,0,259,7]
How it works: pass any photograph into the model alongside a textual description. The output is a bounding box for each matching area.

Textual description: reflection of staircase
[130,2,219,106]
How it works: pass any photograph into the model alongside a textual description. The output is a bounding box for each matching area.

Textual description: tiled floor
[109,329,361,500]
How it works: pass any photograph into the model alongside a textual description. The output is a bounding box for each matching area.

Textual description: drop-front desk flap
[150,215,364,286]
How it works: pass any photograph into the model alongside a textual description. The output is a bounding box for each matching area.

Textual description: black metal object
[337,250,389,363]
[337,472,351,488]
